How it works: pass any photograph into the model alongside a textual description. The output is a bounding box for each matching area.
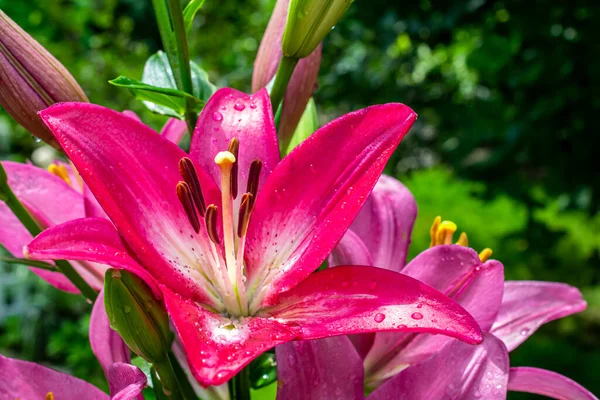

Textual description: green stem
[0,163,97,301]
[154,355,184,400]
[229,366,251,400]
[269,56,299,115]
[168,350,198,400]
[0,256,57,271]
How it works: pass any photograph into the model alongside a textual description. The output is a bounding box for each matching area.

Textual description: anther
[246,159,262,206]
[436,221,457,245]
[228,138,239,199]
[178,157,207,216]
[205,204,221,244]
[237,193,254,237]
[46,392,55,400]
[456,232,468,247]
[176,182,200,233]
[479,248,493,262]
[429,216,441,247]
[48,163,71,185]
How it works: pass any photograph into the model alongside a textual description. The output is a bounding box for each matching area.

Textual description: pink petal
[491,281,587,351]
[39,102,222,304]
[349,174,417,272]
[160,118,188,144]
[25,217,161,298]
[122,110,142,122]
[328,229,373,267]
[246,104,417,307]
[108,362,147,400]
[266,266,482,344]
[161,285,301,386]
[0,353,108,399]
[189,88,280,197]
[508,367,598,400]
[368,334,509,400]
[0,201,78,292]
[90,290,130,378]
[276,336,364,400]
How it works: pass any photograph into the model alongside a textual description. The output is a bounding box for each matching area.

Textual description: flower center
[429,216,492,262]
[176,138,262,317]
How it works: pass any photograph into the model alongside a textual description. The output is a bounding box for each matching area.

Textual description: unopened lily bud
[282,0,353,58]
[104,269,171,364]
[0,10,88,150]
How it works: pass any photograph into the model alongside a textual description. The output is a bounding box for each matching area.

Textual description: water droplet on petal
[234,102,245,111]
[411,312,423,320]
[374,313,385,323]
[520,327,530,336]
[416,303,423,309]
[212,112,223,121]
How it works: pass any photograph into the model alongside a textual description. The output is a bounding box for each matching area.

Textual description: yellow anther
[429,216,442,247]
[46,393,55,400]
[436,221,457,245]
[214,151,236,170]
[48,163,70,185]
[456,232,469,247]
[479,248,493,262]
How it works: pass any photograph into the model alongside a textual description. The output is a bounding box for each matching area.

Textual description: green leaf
[249,352,278,389]
[183,0,206,35]
[283,97,319,154]
[0,256,57,271]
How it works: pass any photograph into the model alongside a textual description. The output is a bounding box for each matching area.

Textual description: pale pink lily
[0,114,186,293]
[25,88,482,386]
[277,174,595,400]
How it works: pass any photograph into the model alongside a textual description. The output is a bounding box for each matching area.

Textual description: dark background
[0,0,598,398]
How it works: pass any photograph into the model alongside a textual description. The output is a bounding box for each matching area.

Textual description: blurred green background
[0,0,598,398]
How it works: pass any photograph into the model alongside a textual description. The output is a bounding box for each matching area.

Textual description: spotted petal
[507,367,598,400]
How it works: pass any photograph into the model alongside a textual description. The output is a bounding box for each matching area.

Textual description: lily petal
[0,353,108,399]
[246,104,417,307]
[490,281,587,351]
[161,118,188,145]
[190,88,280,197]
[39,102,222,304]
[368,334,509,400]
[349,174,417,272]
[328,229,374,267]
[507,367,598,400]
[276,336,365,400]
[25,217,160,298]
[161,285,300,386]
[108,362,147,400]
[266,266,482,344]
[90,290,130,378]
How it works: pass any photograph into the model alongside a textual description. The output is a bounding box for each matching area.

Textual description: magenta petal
[0,353,108,399]
[161,285,300,386]
[491,281,587,351]
[349,174,417,272]
[122,110,142,122]
[25,217,160,298]
[108,362,147,400]
[160,118,188,144]
[90,290,130,378]
[328,229,374,267]
[39,102,222,304]
[368,334,509,400]
[276,336,365,400]
[246,104,417,306]
[190,88,280,195]
[266,266,482,344]
[508,367,598,400]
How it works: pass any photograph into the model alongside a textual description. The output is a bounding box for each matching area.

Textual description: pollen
[429,216,493,262]
[48,163,70,184]
[479,248,493,262]
[46,393,55,400]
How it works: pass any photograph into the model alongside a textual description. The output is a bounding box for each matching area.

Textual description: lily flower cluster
[0,0,596,399]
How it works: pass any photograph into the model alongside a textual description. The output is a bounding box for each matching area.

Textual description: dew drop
[411,312,423,320]
[374,313,386,323]
[520,327,530,336]
[234,102,245,111]
[416,303,423,309]
[249,103,257,109]
[212,111,223,121]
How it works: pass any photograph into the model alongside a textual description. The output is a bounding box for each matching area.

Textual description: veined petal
[190,88,280,197]
[490,281,587,352]
[25,217,161,299]
[39,103,222,304]
[161,285,301,387]
[265,266,482,344]
[0,353,108,399]
[328,229,373,267]
[246,104,417,308]
[109,362,147,400]
[90,290,130,378]
[0,202,78,292]
[160,118,188,145]
[508,367,598,400]
[368,334,509,400]
[350,174,417,272]
[276,336,365,400]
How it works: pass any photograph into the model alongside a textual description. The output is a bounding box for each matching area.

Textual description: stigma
[429,215,493,262]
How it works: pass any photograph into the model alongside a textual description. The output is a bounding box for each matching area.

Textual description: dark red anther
[176,181,200,233]
[205,204,220,245]
[246,158,262,206]
[237,193,254,238]
[228,138,239,200]
[178,157,207,216]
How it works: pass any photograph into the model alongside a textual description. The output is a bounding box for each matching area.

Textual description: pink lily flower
[277,174,596,399]
[0,115,186,293]
[25,88,482,386]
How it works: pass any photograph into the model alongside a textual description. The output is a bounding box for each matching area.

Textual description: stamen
[178,157,207,216]
[246,158,262,206]
[429,216,441,247]
[228,138,240,199]
[205,204,220,244]
[456,232,469,247]
[479,248,493,262]
[435,221,457,245]
[176,182,200,233]
[46,393,55,400]
[237,193,254,237]
[48,163,71,185]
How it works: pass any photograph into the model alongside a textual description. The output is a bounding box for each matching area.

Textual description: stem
[154,355,184,400]
[229,366,251,400]
[269,56,299,115]
[168,350,198,400]
[0,163,97,301]
[0,256,57,271]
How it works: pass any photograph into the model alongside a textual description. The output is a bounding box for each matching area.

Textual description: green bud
[282,0,353,58]
[283,97,318,154]
[104,269,171,364]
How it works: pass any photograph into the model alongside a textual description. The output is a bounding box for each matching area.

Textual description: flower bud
[104,269,171,364]
[0,10,88,150]
[282,0,353,58]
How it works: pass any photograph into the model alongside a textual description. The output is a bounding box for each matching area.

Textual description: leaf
[0,256,57,271]
[183,0,206,35]
[283,97,319,154]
